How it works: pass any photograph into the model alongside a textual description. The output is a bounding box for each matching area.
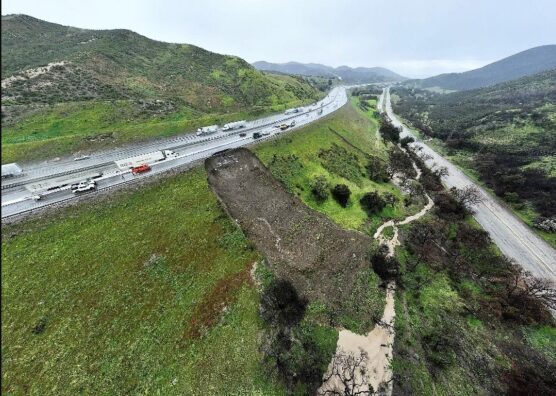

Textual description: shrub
[260,279,307,328]
[310,176,329,202]
[359,191,386,216]
[400,136,415,148]
[331,184,351,207]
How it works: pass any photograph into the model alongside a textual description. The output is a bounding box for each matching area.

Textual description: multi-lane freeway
[1,87,348,219]
[382,87,556,281]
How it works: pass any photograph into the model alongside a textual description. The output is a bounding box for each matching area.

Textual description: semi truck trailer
[222,120,246,131]
[196,125,219,136]
[115,150,177,170]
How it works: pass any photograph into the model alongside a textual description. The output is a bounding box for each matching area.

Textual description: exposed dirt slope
[205,148,373,312]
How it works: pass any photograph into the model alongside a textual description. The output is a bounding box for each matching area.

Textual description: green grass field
[1,169,286,395]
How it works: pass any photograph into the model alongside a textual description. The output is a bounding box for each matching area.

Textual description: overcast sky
[3,0,555,78]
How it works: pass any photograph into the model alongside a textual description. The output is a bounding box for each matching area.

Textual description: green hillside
[392,70,556,243]
[1,14,322,162]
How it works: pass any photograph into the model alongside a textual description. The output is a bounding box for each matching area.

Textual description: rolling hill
[1,14,322,162]
[411,45,556,91]
[252,61,406,83]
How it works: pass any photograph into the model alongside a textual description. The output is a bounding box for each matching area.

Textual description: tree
[332,184,351,208]
[387,147,417,179]
[359,191,386,215]
[371,249,400,281]
[400,136,415,148]
[319,349,373,396]
[366,157,389,182]
[379,118,401,143]
[449,186,483,212]
[401,179,425,200]
[260,279,307,328]
[505,266,556,311]
[311,176,330,202]
[383,192,398,207]
[434,166,449,179]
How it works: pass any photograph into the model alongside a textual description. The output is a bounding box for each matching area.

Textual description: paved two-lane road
[383,88,555,281]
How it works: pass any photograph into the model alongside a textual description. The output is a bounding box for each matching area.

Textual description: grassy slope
[256,97,415,234]
[1,169,284,395]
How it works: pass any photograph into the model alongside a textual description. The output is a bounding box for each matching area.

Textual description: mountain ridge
[252,60,406,83]
[407,45,556,91]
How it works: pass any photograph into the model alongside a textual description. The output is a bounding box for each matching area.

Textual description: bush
[310,176,329,202]
[371,250,400,281]
[359,191,386,216]
[400,136,415,148]
[379,118,401,143]
[331,184,351,207]
[260,279,307,328]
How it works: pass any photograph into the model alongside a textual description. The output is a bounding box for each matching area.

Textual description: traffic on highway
[1,87,348,219]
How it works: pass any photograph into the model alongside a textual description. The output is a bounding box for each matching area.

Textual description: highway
[1,87,348,219]
[382,87,556,281]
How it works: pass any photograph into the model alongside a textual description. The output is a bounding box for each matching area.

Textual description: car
[239,133,247,137]
[131,164,151,175]
[74,155,90,161]
[279,124,290,131]
[73,181,96,194]
[71,179,96,191]
[31,195,42,201]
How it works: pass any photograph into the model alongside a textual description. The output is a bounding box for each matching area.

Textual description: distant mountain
[412,45,556,91]
[1,14,321,162]
[252,61,406,83]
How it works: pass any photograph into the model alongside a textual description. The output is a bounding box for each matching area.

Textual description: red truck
[131,164,151,175]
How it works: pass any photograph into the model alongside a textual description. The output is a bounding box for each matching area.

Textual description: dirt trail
[320,140,434,395]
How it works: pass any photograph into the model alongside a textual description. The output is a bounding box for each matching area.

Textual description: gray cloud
[3,0,555,77]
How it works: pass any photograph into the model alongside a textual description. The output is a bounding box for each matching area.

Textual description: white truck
[284,108,301,115]
[114,150,177,170]
[222,120,246,131]
[196,125,219,136]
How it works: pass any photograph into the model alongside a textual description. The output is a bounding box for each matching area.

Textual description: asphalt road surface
[382,88,556,281]
[1,87,349,218]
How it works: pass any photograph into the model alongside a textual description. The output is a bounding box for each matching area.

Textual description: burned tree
[319,349,373,396]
